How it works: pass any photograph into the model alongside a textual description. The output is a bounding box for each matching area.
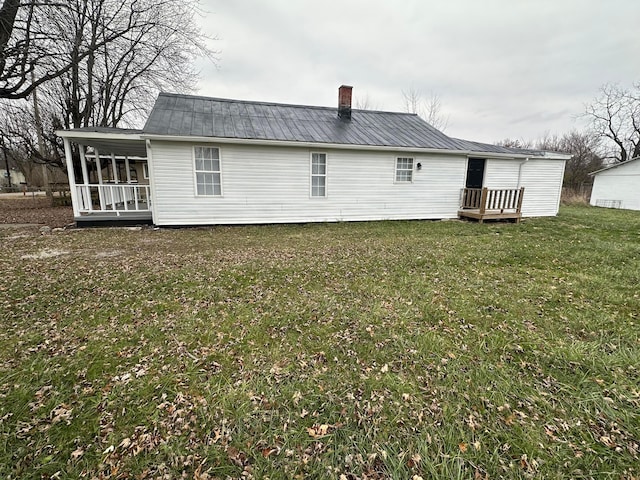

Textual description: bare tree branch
[401,87,449,132]
[0,0,217,179]
[583,83,640,163]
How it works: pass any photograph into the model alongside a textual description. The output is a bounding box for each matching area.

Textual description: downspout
[517,157,529,187]
[516,157,529,217]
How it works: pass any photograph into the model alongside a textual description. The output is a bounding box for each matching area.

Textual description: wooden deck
[458,187,524,223]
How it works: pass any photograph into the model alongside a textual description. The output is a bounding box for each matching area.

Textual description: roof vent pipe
[338,85,353,120]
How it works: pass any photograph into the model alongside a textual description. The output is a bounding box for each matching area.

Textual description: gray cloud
[194,0,640,143]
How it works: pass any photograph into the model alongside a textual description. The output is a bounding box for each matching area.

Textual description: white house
[589,157,640,211]
[56,86,570,227]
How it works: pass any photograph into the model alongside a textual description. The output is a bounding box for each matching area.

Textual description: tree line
[396,84,639,193]
[499,83,640,191]
[0,0,214,187]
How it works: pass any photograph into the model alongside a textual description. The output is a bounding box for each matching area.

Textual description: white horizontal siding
[519,159,565,217]
[482,158,564,217]
[590,161,640,210]
[484,159,521,189]
[149,141,467,225]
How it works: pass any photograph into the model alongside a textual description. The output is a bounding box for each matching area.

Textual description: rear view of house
[589,157,640,211]
[57,86,569,227]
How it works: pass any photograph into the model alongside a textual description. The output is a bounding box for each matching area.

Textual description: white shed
[590,157,640,210]
[56,86,569,227]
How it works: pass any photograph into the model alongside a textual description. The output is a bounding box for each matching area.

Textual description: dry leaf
[261,447,278,457]
[600,435,616,448]
[307,424,331,438]
[70,447,84,460]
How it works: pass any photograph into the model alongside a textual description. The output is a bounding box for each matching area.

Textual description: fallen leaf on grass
[50,405,73,425]
[307,424,330,438]
[70,447,84,460]
[261,446,280,457]
[306,423,342,438]
[406,453,421,468]
[600,435,617,448]
[226,446,248,467]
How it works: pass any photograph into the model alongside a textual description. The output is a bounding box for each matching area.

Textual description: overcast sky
[193,0,640,144]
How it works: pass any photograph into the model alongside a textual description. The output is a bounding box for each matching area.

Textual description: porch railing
[461,187,524,214]
[76,184,151,213]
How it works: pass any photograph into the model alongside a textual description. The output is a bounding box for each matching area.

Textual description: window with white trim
[194,146,221,196]
[142,163,149,179]
[311,152,327,197]
[395,157,414,182]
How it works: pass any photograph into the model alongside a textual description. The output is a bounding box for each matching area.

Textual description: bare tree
[401,87,449,131]
[496,131,603,191]
[353,93,380,110]
[0,0,150,100]
[495,138,533,149]
[533,131,603,190]
[583,82,640,163]
[42,0,214,130]
[0,0,215,176]
[558,131,603,190]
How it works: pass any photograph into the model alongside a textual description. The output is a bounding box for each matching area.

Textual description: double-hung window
[395,157,414,182]
[194,146,222,196]
[311,153,327,197]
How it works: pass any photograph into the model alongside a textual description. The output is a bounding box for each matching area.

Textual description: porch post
[78,146,91,212]
[79,146,89,185]
[516,187,525,213]
[479,187,488,215]
[111,153,119,183]
[95,149,105,210]
[95,149,103,184]
[62,138,80,218]
[124,155,132,183]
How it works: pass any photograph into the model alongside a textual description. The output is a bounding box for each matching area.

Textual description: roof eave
[56,130,144,141]
[589,156,640,176]
[139,133,554,159]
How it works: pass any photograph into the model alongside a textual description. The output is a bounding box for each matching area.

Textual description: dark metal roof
[143,93,466,150]
[139,92,560,158]
[451,138,546,157]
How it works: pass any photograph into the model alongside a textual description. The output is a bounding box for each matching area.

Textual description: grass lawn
[1,205,639,479]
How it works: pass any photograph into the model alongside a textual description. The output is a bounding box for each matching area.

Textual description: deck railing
[461,187,524,214]
[76,184,151,213]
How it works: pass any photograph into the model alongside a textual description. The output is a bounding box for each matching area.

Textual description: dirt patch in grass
[0,197,74,228]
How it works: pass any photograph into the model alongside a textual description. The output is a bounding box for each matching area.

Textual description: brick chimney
[338,85,353,120]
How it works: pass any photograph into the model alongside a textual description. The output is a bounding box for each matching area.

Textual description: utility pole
[31,71,52,202]
[1,143,11,188]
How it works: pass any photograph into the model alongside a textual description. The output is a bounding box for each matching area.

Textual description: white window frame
[193,146,223,197]
[395,157,414,183]
[142,163,149,179]
[310,152,327,198]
